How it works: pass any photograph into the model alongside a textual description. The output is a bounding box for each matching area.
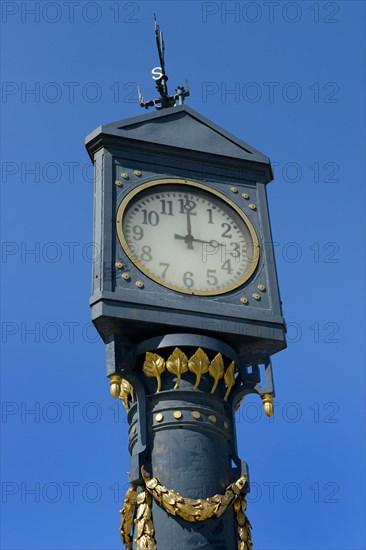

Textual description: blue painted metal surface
[85,105,286,362]
[86,106,285,548]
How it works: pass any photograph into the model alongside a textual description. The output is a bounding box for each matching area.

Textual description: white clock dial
[116,180,259,295]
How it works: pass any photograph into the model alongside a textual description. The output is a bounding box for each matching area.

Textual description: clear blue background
[1,1,365,549]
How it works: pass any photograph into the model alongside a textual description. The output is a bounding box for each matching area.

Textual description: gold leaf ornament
[143,353,165,393]
[188,348,210,389]
[134,489,156,549]
[119,378,135,412]
[209,353,225,393]
[224,361,236,400]
[119,486,137,549]
[166,348,188,389]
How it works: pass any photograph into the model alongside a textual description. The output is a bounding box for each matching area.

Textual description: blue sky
[1,1,365,549]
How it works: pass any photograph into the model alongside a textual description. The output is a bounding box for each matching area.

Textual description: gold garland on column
[134,489,156,550]
[120,485,156,550]
[233,494,253,550]
[119,467,252,549]
[119,486,137,549]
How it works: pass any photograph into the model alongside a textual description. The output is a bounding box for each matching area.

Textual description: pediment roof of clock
[85,105,270,165]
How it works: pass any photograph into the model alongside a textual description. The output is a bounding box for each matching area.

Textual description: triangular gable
[86,105,270,165]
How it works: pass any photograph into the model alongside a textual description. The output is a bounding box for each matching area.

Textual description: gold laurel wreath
[120,467,252,550]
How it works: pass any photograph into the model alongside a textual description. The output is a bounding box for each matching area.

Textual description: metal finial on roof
[138,16,190,110]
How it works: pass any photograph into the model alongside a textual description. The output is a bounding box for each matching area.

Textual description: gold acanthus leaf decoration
[188,348,210,389]
[166,348,188,389]
[209,353,225,393]
[119,379,135,412]
[143,353,165,393]
[224,361,236,400]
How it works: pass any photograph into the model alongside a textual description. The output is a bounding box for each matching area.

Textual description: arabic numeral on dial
[183,271,194,289]
[221,259,233,274]
[132,225,144,241]
[160,200,173,216]
[178,198,196,214]
[207,269,218,286]
[141,246,152,261]
[142,210,160,226]
[159,262,170,278]
[229,242,240,259]
[221,223,232,238]
[207,209,214,224]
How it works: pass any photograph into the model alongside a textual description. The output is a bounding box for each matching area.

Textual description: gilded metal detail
[141,466,249,525]
[119,379,135,412]
[240,297,248,304]
[208,415,217,423]
[252,293,260,300]
[234,494,253,550]
[119,486,137,549]
[209,353,225,393]
[122,273,130,280]
[224,362,236,400]
[242,193,249,199]
[120,470,252,549]
[115,180,123,187]
[135,281,144,288]
[134,170,142,177]
[257,284,266,291]
[143,352,165,393]
[230,186,238,193]
[192,411,201,419]
[166,348,188,389]
[233,495,253,550]
[134,489,157,550]
[141,348,237,398]
[155,413,163,423]
[188,347,210,389]
[121,172,129,179]
[115,261,123,269]
[261,393,274,417]
[248,204,256,210]
[173,411,182,419]
[110,374,122,399]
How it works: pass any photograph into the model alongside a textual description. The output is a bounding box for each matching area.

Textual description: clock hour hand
[174,232,194,250]
[174,234,222,247]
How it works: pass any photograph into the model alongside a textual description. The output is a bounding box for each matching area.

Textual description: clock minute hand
[186,211,192,236]
[174,234,223,247]
[192,238,223,247]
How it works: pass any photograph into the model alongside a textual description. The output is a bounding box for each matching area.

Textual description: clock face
[116,179,259,295]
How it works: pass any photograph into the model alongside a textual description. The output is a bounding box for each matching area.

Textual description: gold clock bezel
[116,178,260,296]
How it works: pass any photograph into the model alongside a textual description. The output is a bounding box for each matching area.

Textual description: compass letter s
[152,66,163,80]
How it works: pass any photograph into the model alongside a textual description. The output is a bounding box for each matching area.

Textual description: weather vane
[138,15,190,110]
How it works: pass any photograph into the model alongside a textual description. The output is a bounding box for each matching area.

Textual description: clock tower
[85,19,286,550]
